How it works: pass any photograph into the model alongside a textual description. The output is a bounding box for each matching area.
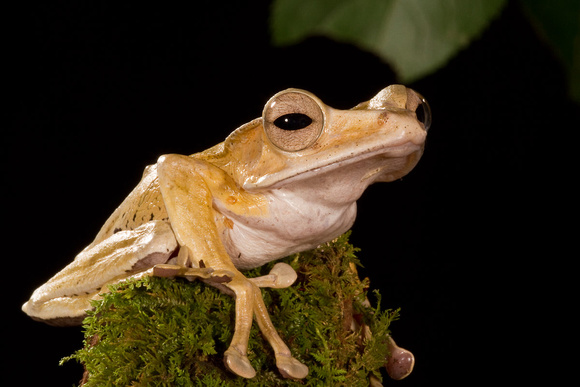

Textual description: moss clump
[63,232,400,386]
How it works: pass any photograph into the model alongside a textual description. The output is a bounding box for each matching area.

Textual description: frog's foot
[385,336,415,380]
[152,264,233,284]
[275,353,309,379]
[224,346,256,379]
[248,263,297,289]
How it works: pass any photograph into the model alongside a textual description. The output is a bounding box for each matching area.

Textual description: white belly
[220,188,357,269]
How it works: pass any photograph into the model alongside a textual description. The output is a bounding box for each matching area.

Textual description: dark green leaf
[271,0,507,81]
[520,0,580,102]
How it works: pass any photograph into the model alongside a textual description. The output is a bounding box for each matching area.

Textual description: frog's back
[90,164,170,247]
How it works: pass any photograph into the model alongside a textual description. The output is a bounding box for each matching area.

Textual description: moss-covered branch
[63,232,402,386]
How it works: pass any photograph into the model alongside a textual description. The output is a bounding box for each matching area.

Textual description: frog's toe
[248,262,297,289]
[385,336,414,380]
[270,262,298,288]
[276,354,309,379]
[224,347,256,379]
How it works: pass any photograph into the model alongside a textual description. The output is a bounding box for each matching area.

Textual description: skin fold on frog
[22,85,430,380]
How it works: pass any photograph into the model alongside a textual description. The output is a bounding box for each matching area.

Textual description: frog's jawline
[255,141,423,189]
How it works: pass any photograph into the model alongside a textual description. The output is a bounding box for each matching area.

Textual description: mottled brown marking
[223,217,234,229]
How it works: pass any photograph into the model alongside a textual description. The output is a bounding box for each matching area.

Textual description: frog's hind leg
[22,220,178,325]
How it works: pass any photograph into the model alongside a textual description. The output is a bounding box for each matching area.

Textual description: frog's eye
[263,90,325,151]
[406,89,432,132]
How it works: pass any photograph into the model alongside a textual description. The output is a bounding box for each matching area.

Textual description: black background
[5,1,575,385]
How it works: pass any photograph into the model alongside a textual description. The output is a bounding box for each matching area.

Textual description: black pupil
[274,113,312,131]
[416,104,426,125]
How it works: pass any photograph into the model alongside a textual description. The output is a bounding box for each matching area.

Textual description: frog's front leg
[156,154,308,379]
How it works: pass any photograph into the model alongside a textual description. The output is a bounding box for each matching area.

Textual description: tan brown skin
[22,85,429,380]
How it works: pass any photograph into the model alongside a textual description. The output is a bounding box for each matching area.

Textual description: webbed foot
[224,347,256,379]
[276,354,309,379]
[153,264,233,284]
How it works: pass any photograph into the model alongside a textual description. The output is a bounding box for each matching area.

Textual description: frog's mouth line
[252,141,424,189]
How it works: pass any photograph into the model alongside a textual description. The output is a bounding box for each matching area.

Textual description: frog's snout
[352,85,431,133]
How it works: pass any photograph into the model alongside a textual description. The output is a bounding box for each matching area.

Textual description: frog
[22,85,430,380]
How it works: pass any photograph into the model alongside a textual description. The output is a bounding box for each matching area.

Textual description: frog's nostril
[415,96,431,132]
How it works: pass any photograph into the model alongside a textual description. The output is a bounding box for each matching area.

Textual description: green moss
[63,232,401,386]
